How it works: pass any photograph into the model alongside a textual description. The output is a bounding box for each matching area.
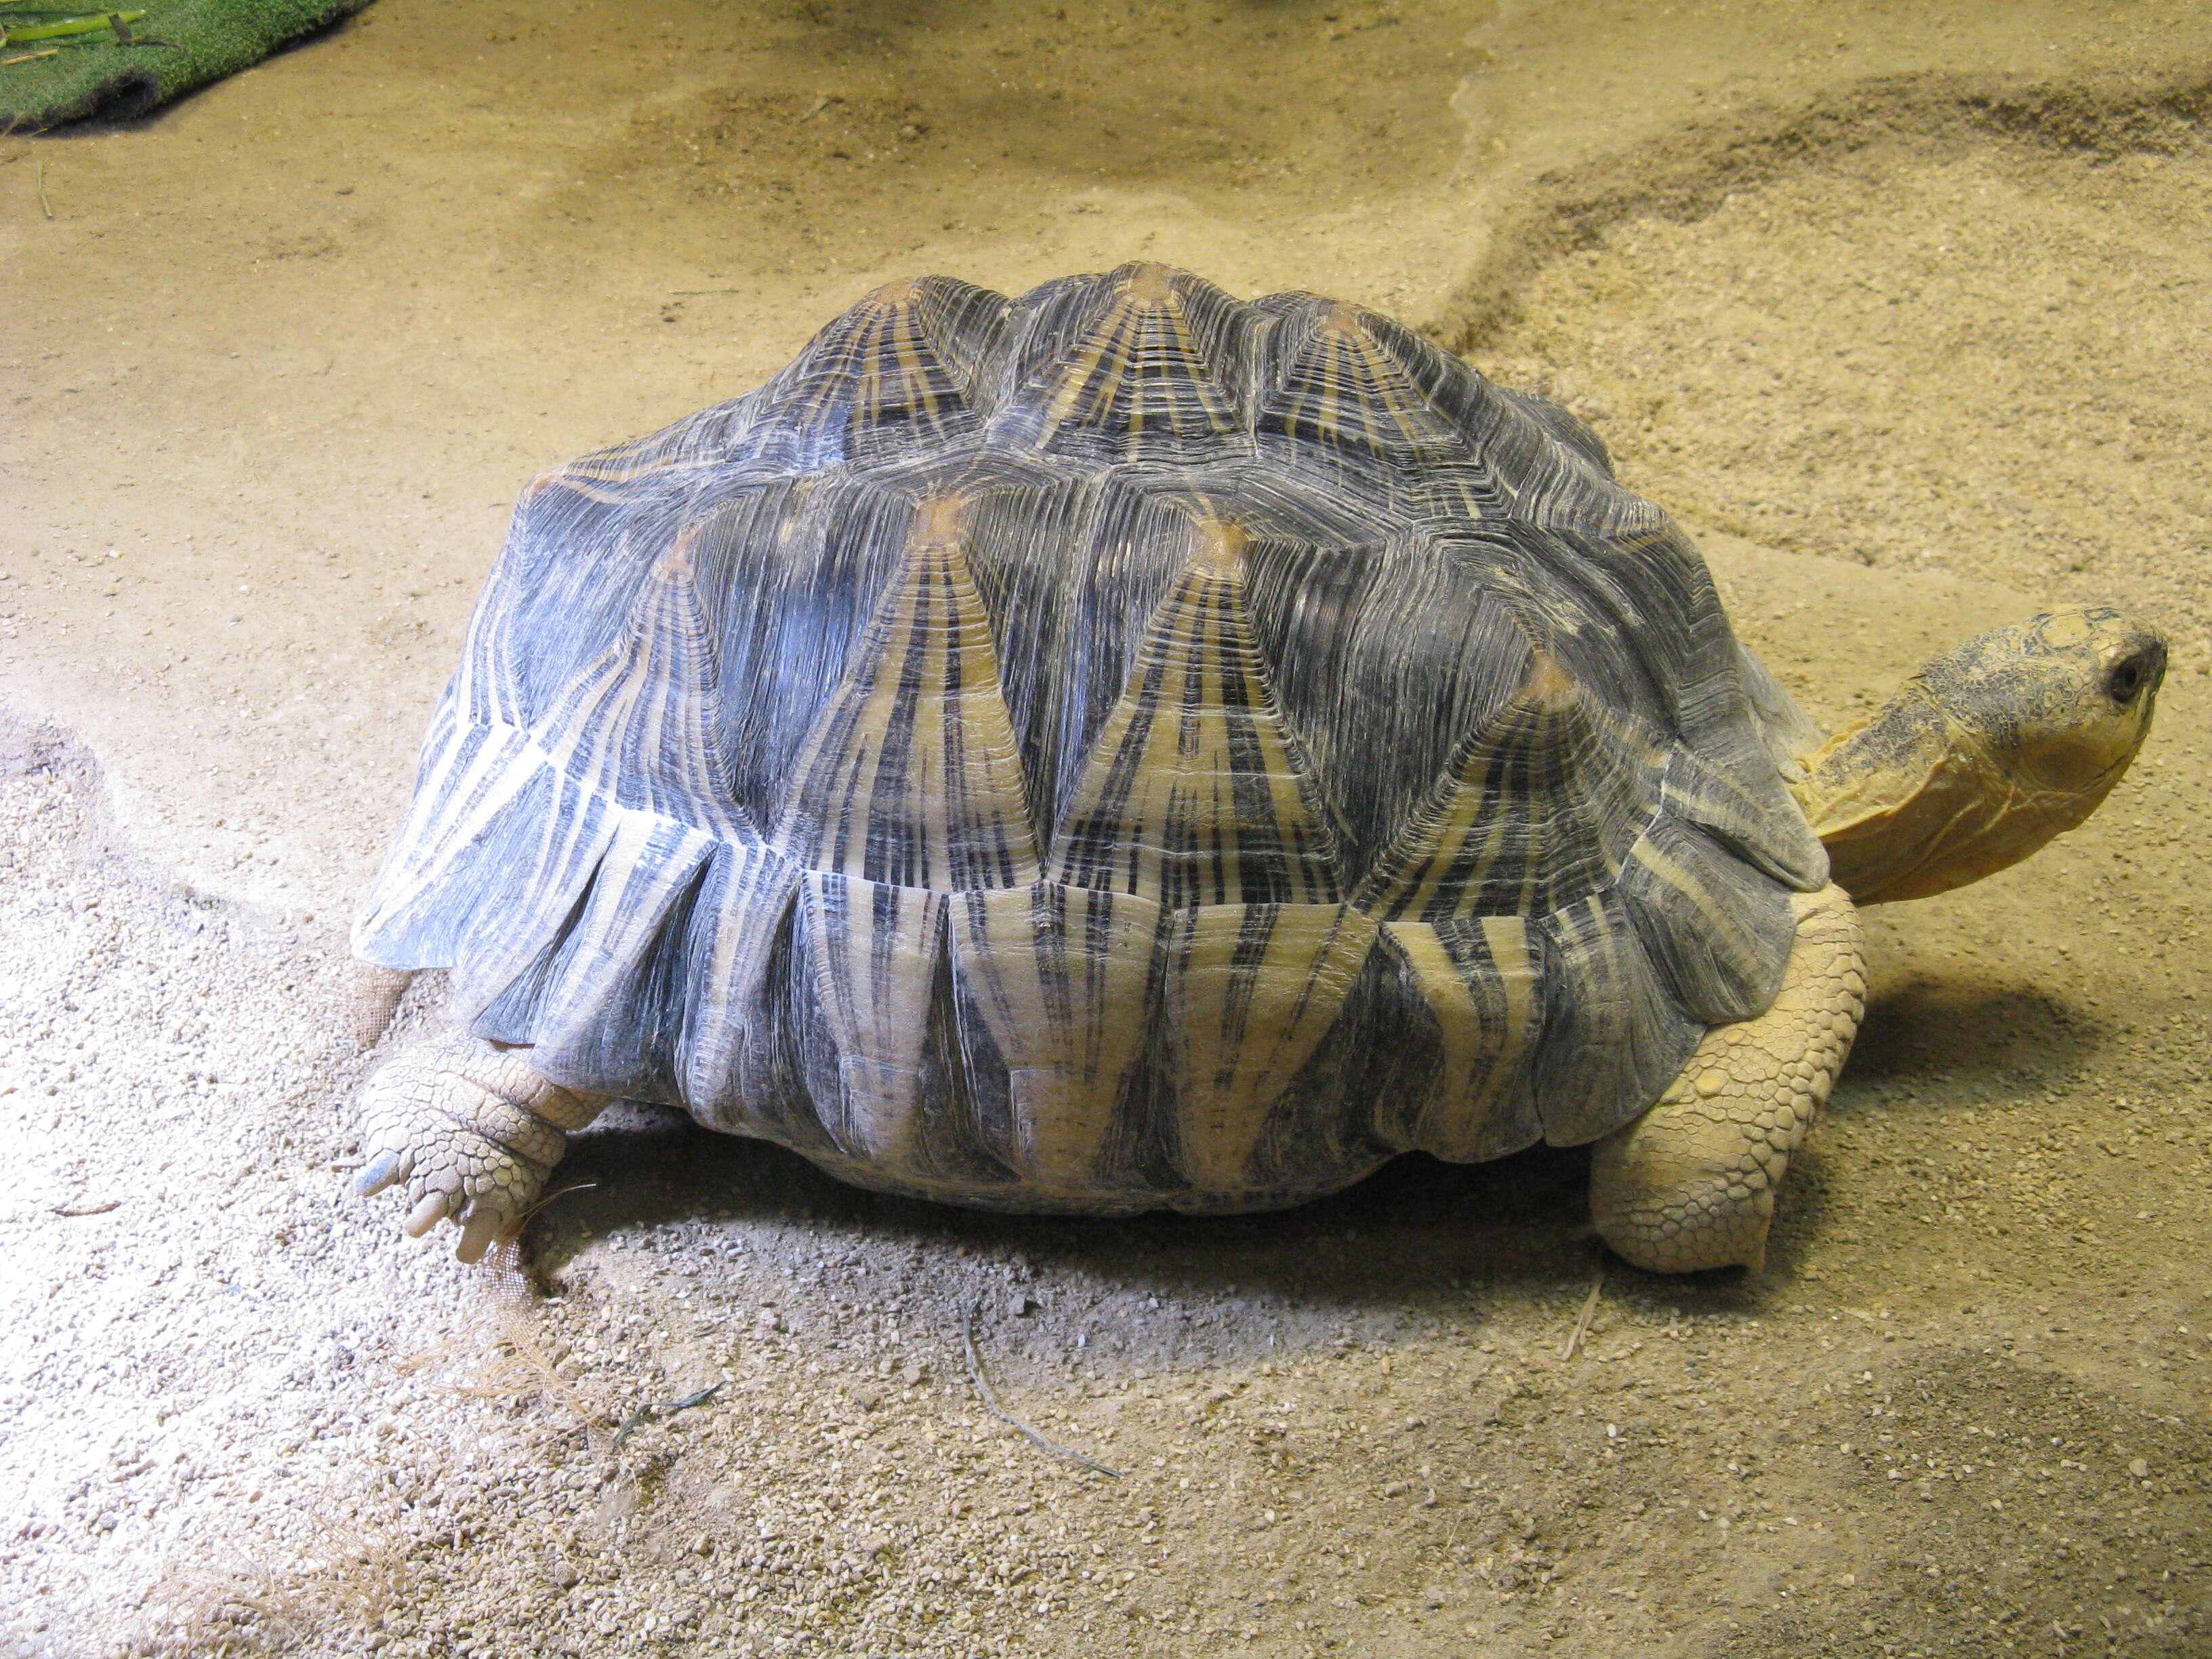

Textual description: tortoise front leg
[1590,884,1865,1273]
[351,1034,608,1263]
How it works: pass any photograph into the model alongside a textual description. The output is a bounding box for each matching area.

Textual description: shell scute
[354,710,548,965]
[1239,533,1530,883]
[741,274,1007,470]
[445,771,623,1027]
[1356,649,1662,924]
[1617,813,1794,1024]
[535,544,752,843]
[1532,891,1703,1144]
[1156,901,1380,1191]
[985,263,1254,466]
[1046,521,1343,907]
[486,810,716,1093]
[795,871,955,1167]
[1254,297,1471,470]
[948,881,1160,1193]
[1373,914,1544,1162]
[676,839,804,1128]
[772,494,1040,890]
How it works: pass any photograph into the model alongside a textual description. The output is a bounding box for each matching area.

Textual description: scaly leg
[1590,884,1865,1272]
[351,964,415,1052]
[351,1033,608,1263]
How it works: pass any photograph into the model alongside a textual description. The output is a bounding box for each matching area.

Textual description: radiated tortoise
[347,263,2167,1273]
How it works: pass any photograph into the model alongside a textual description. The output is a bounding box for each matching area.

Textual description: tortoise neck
[1790,682,2116,905]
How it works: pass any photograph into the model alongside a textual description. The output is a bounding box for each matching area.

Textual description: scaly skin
[1789,609,2165,904]
[350,964,414,1052]
[353,1036,607,1263]
[1589,884,1864,1273]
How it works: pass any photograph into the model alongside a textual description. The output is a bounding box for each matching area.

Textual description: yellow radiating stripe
[1040,299,1132,443]
[1383,913,1540,1157]
[778,497,1038,888]
[1629,834,1733,937]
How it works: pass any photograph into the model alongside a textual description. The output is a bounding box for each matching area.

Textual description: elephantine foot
[351,1035,606,1263]
[1590,884,1865,1273]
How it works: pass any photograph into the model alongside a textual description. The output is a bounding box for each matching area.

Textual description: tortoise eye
[2106,653,2151,705]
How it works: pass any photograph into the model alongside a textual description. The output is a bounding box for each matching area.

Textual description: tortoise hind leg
[350,964,415,1051]
[1590,884,1865,1272]
[351,1033,609,1263]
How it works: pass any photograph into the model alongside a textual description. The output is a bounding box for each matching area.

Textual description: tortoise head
[1794,607,2167,904]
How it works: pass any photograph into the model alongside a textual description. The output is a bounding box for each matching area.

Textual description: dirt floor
[3,2,2211,1656]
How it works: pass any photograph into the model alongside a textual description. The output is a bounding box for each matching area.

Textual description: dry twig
[1559,1260,1604,1361]
[516,1179,597,1229]
[962,1299,1120,1478]
[611,1382,722,1448]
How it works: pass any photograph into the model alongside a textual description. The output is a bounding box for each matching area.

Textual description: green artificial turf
[2,0,371,130]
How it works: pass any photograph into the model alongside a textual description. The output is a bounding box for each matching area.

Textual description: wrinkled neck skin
[1790,609,2164,905]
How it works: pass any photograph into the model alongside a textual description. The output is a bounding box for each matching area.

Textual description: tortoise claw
[455,1202,508,1265]
[353,1148,405,1197]
[403,1191,453,1237]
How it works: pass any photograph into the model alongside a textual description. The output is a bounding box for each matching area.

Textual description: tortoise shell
[355,263,1828,1214]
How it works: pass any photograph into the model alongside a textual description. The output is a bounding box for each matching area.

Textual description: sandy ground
[3,2,2211,1655]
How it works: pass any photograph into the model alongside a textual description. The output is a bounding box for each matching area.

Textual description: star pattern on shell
[356,263,1827,1213]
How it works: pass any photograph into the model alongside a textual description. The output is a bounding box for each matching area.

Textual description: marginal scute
[1377,914,1544,1160]
[676,840,803,1128]
[1617,813,1794,1024]
[1532,891,1704,1144]
[1048,520,1344,907]
[1158,902,1379,1191]
[354,711,548,966]
[773,493,1042,890]
[1663,739,1832,892]
[445,773,625,1027]
[948,881,1160,1192]
[796,871,951,1166]
[489,809,718,1092]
